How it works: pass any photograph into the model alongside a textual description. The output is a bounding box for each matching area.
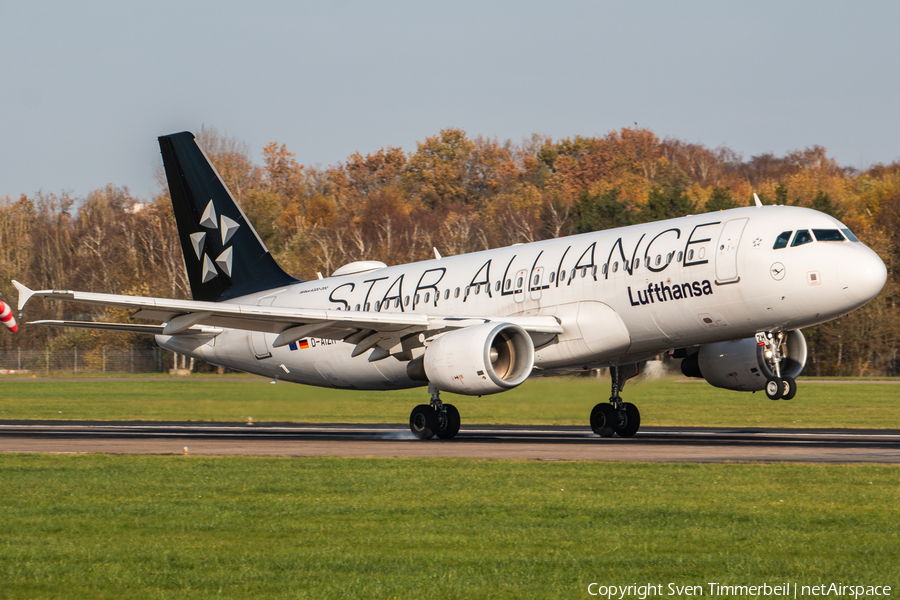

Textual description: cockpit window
[813,229,845,242]
[773,231,792,249]
[841,228,860,242]
[791,230,813,247]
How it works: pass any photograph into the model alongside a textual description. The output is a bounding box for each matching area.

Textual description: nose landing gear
[590,364,642,438]
[759,330,798,400]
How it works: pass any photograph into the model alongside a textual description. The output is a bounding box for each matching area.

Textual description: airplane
[13,132,888,439]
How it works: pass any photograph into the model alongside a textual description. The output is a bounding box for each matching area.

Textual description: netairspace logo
[586,583,893,599]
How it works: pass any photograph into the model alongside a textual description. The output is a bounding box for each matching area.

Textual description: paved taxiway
[2,421,900,463]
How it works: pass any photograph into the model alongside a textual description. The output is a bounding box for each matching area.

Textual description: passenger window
[495,281,501,291]
[454,288,460,298]
[415,294,420,304]
[841,228,860,242]
[533,274,540,286]
[655,255,662,266]
[613,262,618,273]
[424,292,430,302]
[549,272,556,283]
[773,231,792,249]
[677,251,683,262]
[601,264,607,275]
[813,229,845,242]
[365,303,370,311]
[395,298,400,308]
[517,277,523,288]
[634,258,640,269]
[688,249,694,261]
[791,230,813,247]
[444,289,449,300]
[592,265,597,276]
[475,286,480,295]
[404,296,409,306]
[505,279,511,290]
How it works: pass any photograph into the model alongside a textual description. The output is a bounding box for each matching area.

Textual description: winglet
[753,193,763,207]
[434,247,442,260]
[12,280,34,311]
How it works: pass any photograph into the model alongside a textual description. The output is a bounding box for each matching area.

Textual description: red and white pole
[0,301,18,332]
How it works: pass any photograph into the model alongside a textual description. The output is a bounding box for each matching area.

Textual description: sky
[2,1,898,200]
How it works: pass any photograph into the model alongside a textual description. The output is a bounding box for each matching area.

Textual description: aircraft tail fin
[158,132,300,302]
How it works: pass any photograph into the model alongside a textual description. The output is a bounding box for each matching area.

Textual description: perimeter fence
[0,347,194,374]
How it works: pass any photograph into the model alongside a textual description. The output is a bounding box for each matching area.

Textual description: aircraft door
[715,218,748,284]
[250,296,275,359]
[529,267,544,301]
[514,269,527,303]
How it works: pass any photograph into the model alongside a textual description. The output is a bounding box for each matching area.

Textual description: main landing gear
[590,365,641,438]
[760,330,797,401]
[409,384,461,440]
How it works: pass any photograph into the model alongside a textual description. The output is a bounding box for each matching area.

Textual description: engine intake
[416,322,535,395]
[681,329,807,392]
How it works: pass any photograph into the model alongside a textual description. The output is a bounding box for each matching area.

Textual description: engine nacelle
[681,329,807,392]
[418,322,535,396]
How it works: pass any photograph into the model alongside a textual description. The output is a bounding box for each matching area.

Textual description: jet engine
[410,322,535,395]
[680,329,807,392]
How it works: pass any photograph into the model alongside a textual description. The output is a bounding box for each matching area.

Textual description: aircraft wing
[14,281,563,354]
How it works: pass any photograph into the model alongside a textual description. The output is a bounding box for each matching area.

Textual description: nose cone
[839,247,888,306]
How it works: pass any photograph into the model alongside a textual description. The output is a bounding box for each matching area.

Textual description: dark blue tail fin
[158,131,300,302]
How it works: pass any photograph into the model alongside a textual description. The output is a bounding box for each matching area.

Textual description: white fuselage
[158,206,885,390]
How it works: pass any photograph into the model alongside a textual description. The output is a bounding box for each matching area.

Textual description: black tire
[409,404,436,440]
[590,403,617,437]
[435,404,461,440]
[782,376,797,400]
[765,378,784,400]
[615,402,641,438]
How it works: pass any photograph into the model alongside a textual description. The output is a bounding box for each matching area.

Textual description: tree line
[1,125,897,376]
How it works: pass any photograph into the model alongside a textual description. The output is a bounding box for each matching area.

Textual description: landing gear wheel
[409,404,436,440]
[781,376,797,400]
[434,404,461,440]
[615,402,641,438]
[765,378,784,400]
[590,403,617,438]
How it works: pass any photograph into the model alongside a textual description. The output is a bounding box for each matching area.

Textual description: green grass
[0,455,897,599]
[0,375,898,428]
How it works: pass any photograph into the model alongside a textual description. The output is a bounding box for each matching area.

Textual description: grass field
[0,375,898,429]
[1,454,898,599]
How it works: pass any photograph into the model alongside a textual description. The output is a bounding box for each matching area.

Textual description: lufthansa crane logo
[770,262,785,281]
[191,200,240,283]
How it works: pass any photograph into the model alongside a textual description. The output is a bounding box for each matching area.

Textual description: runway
[2,421,900,463]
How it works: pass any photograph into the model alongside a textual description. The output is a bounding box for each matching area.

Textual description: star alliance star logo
[192,200,239,283]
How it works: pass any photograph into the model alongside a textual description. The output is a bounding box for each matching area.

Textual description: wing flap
[28,320,223,335]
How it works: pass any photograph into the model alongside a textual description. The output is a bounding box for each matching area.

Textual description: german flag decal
[289,339,310,351]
